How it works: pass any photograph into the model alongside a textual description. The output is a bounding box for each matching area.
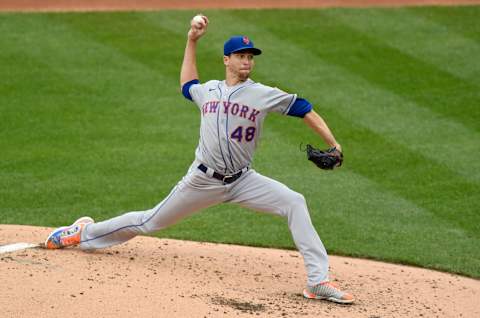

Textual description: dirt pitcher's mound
[0,225,479,318]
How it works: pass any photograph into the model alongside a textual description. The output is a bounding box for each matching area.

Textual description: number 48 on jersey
[231,126,256,142]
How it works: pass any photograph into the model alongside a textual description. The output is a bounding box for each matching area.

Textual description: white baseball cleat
[45,216,94,249]
[303,281,355,304]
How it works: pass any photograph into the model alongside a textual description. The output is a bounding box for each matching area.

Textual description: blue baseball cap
[224,35,262,56]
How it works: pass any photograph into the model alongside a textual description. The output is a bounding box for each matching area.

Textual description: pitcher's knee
[290,192,307,207]
[279,191,307,214]
[282,192,313,228]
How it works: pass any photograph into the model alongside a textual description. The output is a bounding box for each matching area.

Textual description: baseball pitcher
[45,15,354,304]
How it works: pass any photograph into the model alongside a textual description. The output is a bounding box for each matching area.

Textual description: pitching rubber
[0,242,40,254]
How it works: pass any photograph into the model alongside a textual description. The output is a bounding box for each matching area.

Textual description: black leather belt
[197,164,246,184]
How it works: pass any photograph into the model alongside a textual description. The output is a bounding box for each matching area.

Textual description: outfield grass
[0,7,479,278]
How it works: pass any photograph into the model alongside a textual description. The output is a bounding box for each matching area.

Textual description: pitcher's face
[224,51,255,80]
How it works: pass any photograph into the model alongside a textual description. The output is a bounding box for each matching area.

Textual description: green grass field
[1,7,479,278]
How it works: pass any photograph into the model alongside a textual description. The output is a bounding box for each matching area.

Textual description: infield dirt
[1,225,479,317]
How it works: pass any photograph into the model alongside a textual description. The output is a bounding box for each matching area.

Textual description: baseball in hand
[192,15,206,29]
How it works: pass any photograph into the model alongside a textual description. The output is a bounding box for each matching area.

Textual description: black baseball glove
[305,144,343,170]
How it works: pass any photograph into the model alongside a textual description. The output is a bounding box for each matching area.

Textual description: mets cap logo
[242,36,250,45]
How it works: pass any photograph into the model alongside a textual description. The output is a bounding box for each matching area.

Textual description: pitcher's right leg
[79,169,225,250]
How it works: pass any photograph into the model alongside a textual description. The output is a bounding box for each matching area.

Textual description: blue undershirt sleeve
[287,98,313,118]
[181,79,200,101]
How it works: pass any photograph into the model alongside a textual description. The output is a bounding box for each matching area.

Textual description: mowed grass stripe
[0,14,198,225]
[0,14,187,164]
[260,105,479,237]
[313,9,480,181]
[309,170,480,276]
[412,6,480,43]
[254,10,480,133]
[3,13,174,96]
[37,13,201,144]
[0,12,197,149]
[225,10,480,183]
[48,12,218,152]
[49,12,185,81]
[326,7,480,85]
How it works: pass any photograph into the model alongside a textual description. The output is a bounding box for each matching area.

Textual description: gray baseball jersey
[79,78,330,287]
[190,79,296,174]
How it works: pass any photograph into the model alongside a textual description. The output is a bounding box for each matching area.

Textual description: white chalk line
[0,243,40,254]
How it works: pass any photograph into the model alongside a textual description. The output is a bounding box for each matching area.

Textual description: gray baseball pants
[80,161,329,286]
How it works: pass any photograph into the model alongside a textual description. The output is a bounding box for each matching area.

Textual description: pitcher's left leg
[227,170,329,285]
